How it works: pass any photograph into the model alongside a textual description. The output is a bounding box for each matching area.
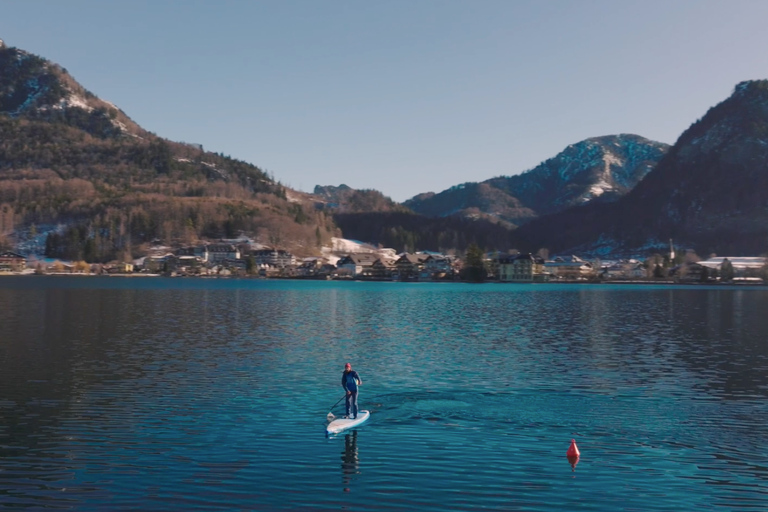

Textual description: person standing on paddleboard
[342,363,362,420]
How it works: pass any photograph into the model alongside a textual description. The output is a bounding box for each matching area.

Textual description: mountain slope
[0,39,337,259]
[0,39,144,138]
[404,134,669,226]
[513,80,768,256]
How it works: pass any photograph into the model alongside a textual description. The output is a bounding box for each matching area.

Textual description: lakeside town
[1,237,766,284]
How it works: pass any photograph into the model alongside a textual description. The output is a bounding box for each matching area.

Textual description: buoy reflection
[566,439,580,472]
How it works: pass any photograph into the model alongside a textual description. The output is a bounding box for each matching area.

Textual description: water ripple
[2,278,768,510]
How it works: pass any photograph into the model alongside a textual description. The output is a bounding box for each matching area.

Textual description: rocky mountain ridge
[402,134,669,226]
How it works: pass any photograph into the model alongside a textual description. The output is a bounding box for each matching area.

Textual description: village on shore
[1,237,766,284]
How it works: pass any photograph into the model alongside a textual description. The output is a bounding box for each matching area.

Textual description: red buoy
[566,439,580,457]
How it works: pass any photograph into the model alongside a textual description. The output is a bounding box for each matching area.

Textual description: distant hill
[0,39,338,260]
[332,211,516,254]
[313,184,410,213]
[311,185,515,253]
[512,80,768,256]
[403,134,669,226]
[320,135,668,253]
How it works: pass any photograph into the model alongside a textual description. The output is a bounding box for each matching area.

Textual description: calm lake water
[1,277,768,511]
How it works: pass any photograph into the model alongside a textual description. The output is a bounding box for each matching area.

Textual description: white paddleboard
[326,410,370,435]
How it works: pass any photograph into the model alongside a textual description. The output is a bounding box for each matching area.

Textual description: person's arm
[356,372,362,386]
[341,373,347,391]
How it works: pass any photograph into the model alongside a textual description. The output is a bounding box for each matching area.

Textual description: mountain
[405,183,532,228]
[313,184,409,213]
[512,80,768,256]
[312,186,518,253]
[0,38,144,139]
[322,134,668,252]
[0,39,337,260]
[403,134,669,226]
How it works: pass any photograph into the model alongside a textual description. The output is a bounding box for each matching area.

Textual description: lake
[1,277,768,510]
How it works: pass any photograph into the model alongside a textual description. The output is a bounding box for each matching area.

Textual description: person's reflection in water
[341,430,359,492]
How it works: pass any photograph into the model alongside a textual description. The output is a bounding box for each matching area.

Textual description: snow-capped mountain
[513,80,768,256]
[403,134,669,226]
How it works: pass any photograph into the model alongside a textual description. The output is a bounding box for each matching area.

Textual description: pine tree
[461,243,487,282]
[720,258,735,282]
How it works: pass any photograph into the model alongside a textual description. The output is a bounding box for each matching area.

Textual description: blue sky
[2,0,768,201]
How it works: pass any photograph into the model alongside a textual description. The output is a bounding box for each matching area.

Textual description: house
[206,243,240,263]
[419,255,454,281]
[0,251,26,272]
[142,253,175,273]
[336,254,379,278]
[223,258,247,275]
[695,256,767,281]
[251,249,295,268]
[498,253,547,282]
[670,262,709,282]
[258,264,283,277]
[393,253,430,281]
[544,255,595,280]
[602,260,646,280]
[174,255,204,274]
[318,263,337,279]
[296,258,335,279]
[296,258,322,278]
[176,245,210,262]
[105,262,134,274]
[367,258,397,280]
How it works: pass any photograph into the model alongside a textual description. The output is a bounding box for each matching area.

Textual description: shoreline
[1,272,764,286]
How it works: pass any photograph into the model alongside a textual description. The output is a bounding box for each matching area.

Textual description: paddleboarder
[341,363,362,420]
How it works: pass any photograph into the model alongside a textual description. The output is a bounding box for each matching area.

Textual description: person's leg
[345,393,351,417]
[351,390,358,419]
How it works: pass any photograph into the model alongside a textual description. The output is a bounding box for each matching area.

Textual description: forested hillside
[0,42,337,261]
[333,211,516,254]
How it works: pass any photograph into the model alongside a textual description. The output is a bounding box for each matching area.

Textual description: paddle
[326,394,347,421]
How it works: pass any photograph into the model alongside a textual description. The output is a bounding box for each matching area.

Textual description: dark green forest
[333,211,517,254]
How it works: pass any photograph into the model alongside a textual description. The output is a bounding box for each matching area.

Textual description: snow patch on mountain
[54,93,92,111]
[320,237,398,265]
[603,151,623,170]
[326,237,378,254]
[587,180,611,199]
[284,190,303,204]
[585,152,623,199]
